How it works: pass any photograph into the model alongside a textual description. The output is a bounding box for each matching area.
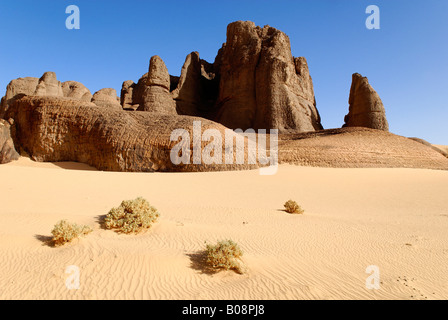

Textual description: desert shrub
[104,197,159,234]
[51,220,92,246]
[284,200,304,214]
[205,239,244,274]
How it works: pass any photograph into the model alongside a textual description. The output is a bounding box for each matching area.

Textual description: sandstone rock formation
[120,80,135,109]
[171,51,219,117]
[4,77,39,101]
[91,88,122,110]
[0,119,19,164]
[343,73,389,131]
[1,72,93,117]
[34,72,63,97]
[214,21,322,133]
[278,127,448,170]
[137,56,177,114]
[120,74,148,110]
[117,22,323,133]
[7,96,258,172]
[1,77,39,117]
[62,81,93,102]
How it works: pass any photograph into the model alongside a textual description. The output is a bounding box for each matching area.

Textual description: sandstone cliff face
[92,88,122,110]
[0,119,19,164]
[137,56,177,114]
[7,96,258,172]
[171,51,219,118]
[214,21,322,133]
[343,73,389,131]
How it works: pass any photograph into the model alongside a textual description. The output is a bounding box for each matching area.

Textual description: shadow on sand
[186,251,219,275]
[34,234,55,247]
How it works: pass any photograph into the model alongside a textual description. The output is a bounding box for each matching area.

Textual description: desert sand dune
[1,159,447,300]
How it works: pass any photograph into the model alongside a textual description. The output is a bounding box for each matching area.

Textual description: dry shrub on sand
[284,200,304,214]
[205,240,244,274]
[51,220,92,246]
[104,197,160,234]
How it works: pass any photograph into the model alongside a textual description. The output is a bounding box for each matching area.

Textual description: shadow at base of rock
[34,234,55,247]
[50,161,98,171]
[187,251,220,275]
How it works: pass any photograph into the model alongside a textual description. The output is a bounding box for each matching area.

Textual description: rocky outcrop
[1,72,94,117]
[214,21,322,133]
[120,80,135,109]
[0,119,19,164]
[7,96,258,172]
[91,88,122,110]
[137,56,177,114]
[1,77,39,117]
[34,72,63,97]
[343,73,389,131]
[62,81,92,102]
[120,74,148,110]
[172,52,219,117]
[116,22,322,132]
[4,77,39,101]
[278,127,448,170]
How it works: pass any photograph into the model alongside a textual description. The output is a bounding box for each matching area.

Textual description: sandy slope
[1,157,447,300]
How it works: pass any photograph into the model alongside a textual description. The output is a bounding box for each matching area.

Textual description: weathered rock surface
[343,73,389,131]
[91,88,122,110]
[1,72,94,117]
[62,81,93,102]
[1,77,39,117]
[0,119,19,164]
[7,96,258,172]
[4,77,39,101]
[278,127,448,170]
[34,72,63,97]
[214,21,322,133]
[120,74,148,110]
[120,80,135,109]
[172,51,219,117]
[137,56,177,114]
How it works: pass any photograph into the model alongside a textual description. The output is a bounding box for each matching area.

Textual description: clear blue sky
[0,0,447,144]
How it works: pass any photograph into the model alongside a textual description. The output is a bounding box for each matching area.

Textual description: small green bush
[51,220,92,246]
[205,240,244,274]
[104,197,160,234]
[284,200,304,214]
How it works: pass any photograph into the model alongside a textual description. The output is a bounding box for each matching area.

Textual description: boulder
[214,21,322,133]
[138,56,177,114]
[343,73,389,131]
[62,81,93,102]
[91,88,122,110]
[0,119,20,164]
[7,96,259,172]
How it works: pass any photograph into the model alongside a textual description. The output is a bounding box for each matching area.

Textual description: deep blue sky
[0,0,447,144]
